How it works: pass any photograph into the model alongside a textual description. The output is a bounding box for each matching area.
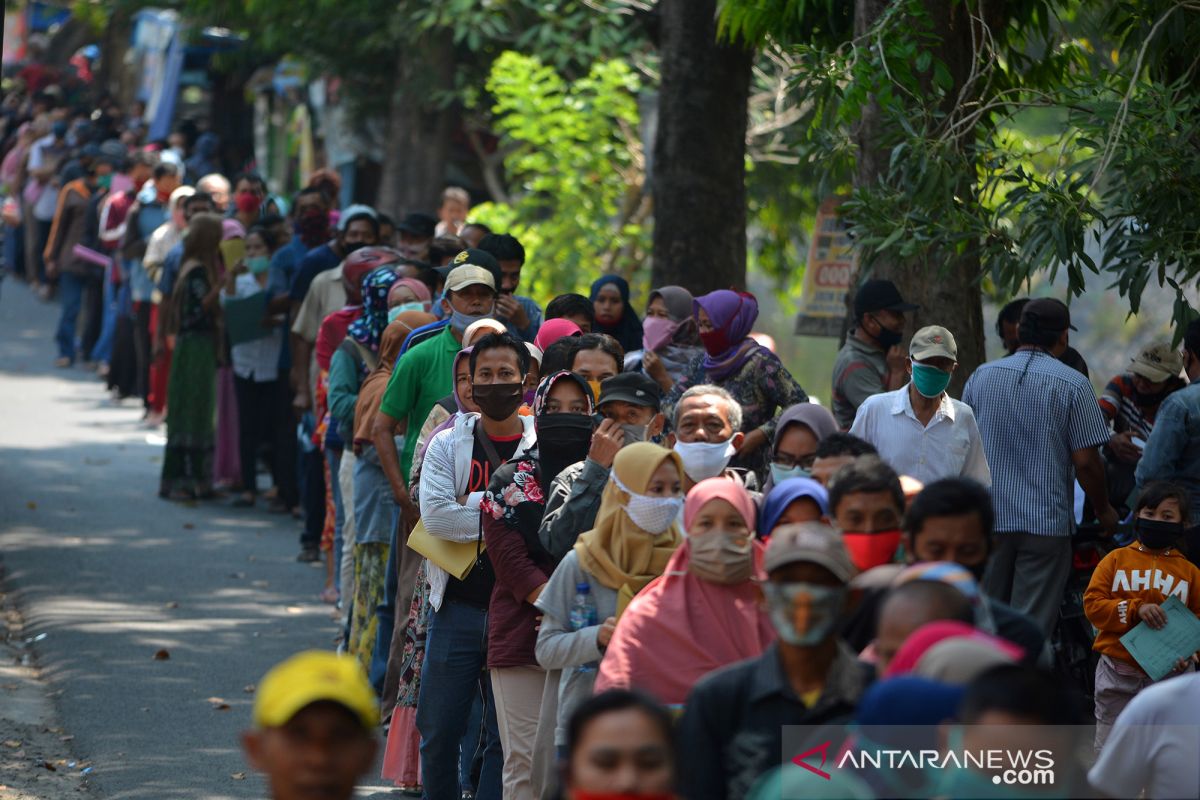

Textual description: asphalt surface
[0,279,391,798]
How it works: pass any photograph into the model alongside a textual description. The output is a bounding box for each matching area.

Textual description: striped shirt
[963,350,1110,536]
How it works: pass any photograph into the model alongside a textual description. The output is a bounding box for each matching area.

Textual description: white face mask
[673,437,736,482]
[612,472,682,535]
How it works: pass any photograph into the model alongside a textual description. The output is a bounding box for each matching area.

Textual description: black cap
[450,248,502,289]
[853,279,919,318]
[395,212,437,238]
[597,372,662,408]
[1020,298,1076,333]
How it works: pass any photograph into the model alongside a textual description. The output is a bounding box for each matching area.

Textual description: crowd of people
[6,77,1200,800]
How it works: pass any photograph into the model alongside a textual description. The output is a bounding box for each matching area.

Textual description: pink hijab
[534,317,582,352]
[594,478,775,705]
[388,277,433,311]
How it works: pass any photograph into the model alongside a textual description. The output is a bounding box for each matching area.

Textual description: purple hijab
[695,290,765,381]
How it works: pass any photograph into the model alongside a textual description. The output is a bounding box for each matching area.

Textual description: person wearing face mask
[827,456,906,573]
[594,477,775,705]
[221,225,296,511]
[664,290,809,484]
[849,326,991,486]
[396,248,505,354]
[1084,481,1200,750]
[386,276,433,320]
[535,443,684,770]
[416,331,536,800]
[677,521,867,800]
[231,172,268,231]
[667,384,756,492]
[590,275,644,355]
[540,373,666,563]
[624,286,703,393]
[479,232,544,343]
[765,403,839,491]
[266,186,329,309]
[1135,321,1200,517]
[373,264,498,541]
[482,370,596,800]
[832,279,919,430]
[567,333,625,404]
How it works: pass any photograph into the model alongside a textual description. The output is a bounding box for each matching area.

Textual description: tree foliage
[470,52,649,305]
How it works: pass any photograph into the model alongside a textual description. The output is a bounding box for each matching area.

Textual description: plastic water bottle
[570,582,600,675]
[570,582,598,631]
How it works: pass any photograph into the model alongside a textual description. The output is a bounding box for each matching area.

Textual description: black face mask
[869,315,903,349]
[537,413,595,484]
[1137,518,1183,550]
[342,240,368,257]
[471,382,524,421]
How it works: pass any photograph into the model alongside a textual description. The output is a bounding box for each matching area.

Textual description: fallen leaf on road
[231,772,246,780]
[26,501,36,510]
[243,684,255,694]
[153,649,170,661]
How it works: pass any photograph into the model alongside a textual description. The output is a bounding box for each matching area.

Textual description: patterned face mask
[612,471,682,535]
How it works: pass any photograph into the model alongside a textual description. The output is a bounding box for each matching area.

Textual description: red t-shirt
[314,306,361,371]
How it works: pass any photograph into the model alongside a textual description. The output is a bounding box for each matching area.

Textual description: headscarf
[695,289,766,381]
[760,478,829,536]
[590,275,643,354]
[594,476,773,704]
[648,285,700,346]
[463,317,507,347]
[525,342,544,367]
[353,311,436,445]
[884,621,1023,679]
[534,317,582,352]
[221,218,246,241]
[387,277,433,312]
[534,370,595,484]
[574,443,684,598]
[348,268,399,351]
[772,403,839,453]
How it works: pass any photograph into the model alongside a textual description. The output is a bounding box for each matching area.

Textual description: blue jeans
[55,272,85,360]
[417,600,502,800]
[90,267,117,363]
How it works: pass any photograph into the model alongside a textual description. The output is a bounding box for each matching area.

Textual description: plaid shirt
[963,350,1110,536]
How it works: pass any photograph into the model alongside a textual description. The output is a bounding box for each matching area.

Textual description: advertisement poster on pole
[794,197,857,338]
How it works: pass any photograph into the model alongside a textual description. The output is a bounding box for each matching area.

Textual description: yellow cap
[253,651,379,730]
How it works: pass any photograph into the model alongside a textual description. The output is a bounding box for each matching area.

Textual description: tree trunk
[651,0,753,292]
[852,0,986,392]
[377,33,455,217]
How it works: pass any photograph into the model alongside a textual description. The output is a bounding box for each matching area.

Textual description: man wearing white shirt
[850,325,991,486]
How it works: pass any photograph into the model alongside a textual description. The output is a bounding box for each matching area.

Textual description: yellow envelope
[406,519,485,580]
[219,238,245,271]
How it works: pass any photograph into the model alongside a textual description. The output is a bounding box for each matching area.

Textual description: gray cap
[763,522,857,582]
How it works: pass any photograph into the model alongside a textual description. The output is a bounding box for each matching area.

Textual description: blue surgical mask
[388,302,425,323]
[910,361,952,398]
[246,255,270,275]
[770,462,811,484]
[450,308,491,334]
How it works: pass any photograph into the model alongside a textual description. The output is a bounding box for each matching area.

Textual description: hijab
[388,277,433,312]
[221,218,246,241]
[353,311,436,445]
[772,403,839,452]
[574,443,684,597]
[594,478,773,705]
[695,289,766,381]
[648,285,701,347]
[590,275,643,354]
[534,317,582,352]
[535,371,596,486]
[463,317,507,346]
[760,477,830,536]
[348,268,399,351]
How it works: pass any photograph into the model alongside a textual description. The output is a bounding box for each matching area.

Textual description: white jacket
[419,411,537,611]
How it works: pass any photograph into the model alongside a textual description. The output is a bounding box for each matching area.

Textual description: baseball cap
[909,325,957,361]
[445,264,496,293]
[338,203,378,232]
[598,372,662,408]
[854,279,919,318]
[763,521,857,582]
[1019,297,1076,333]
[395,211,437,238]
[449,248,503,289]
[1129,342,1183,383]
[253,650,378,730]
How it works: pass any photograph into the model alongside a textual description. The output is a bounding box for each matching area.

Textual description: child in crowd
[1084,481,1200,750]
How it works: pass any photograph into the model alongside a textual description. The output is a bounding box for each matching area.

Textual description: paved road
[0,280,389,798]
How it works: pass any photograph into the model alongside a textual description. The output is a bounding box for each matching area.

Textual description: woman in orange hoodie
[1084,481,1200,751]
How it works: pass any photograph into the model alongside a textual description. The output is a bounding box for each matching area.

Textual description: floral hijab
[348,267,399,351]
